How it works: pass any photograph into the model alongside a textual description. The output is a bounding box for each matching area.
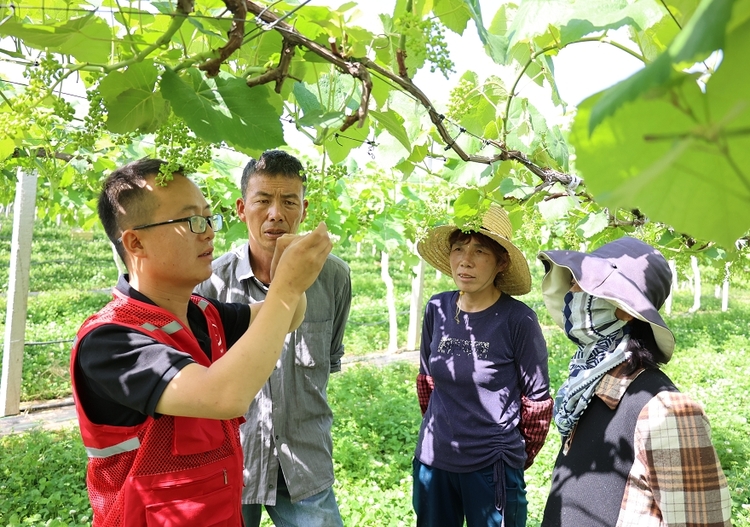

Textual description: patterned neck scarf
[554,291,630,438]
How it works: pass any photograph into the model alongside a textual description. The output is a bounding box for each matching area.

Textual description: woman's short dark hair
[622,319,668,375]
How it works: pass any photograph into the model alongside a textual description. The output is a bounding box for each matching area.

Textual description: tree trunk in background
[406,246,425,351]
[380,251,398,352]
[1,169,38,417]
[665,259,677,315]
[688,256,701,313]
[722,262,730,312]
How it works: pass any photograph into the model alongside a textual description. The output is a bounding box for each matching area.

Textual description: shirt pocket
[294,319,333,369]
[144,484,234,526]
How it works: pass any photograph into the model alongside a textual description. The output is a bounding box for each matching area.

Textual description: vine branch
[239,0,582,187]
[199,0,246,77]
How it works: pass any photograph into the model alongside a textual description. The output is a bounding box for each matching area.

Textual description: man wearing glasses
[70,157,331,527]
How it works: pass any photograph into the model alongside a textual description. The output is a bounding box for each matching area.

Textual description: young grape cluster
[153,116,213,184]
[447,77,475,122]
[0,53,76,149]
[70,88,107,152]
[395,13,455,78]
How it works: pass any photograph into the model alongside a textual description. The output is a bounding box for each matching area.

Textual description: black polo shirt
[74,275,250,426]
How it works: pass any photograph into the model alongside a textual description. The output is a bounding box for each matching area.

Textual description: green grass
[0,429,91,527]
[0,222,118,295]
[341,252,454,355]
[1,222,749,525]
[2,349,749,526]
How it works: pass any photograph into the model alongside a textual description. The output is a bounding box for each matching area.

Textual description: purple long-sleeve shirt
[415,290,550,472]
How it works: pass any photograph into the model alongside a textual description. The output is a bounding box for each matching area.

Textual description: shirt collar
[116,274,155,305]
[235,244,269,292]
[595,364,645,410]
[115,274,210,349]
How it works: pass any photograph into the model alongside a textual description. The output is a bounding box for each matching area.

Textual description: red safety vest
[70,290,244,527]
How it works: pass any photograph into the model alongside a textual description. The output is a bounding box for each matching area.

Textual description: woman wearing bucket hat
[413,204,553,527]
[537,236,731,527]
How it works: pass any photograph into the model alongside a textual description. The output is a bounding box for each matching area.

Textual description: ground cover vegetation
[1,222,749,525]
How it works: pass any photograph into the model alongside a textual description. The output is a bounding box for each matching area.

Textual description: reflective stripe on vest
[85,436,141,458]
[141,320,183,335]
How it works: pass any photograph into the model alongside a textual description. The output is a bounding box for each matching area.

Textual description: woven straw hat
[417,205,532,296]
[538,236,675,360]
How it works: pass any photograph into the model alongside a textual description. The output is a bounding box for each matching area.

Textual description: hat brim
[538,250,675,360]
[418,224,532,296]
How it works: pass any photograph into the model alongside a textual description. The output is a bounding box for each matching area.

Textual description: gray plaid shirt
[195,244,351,504]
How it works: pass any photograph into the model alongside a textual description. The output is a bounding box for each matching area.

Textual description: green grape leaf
[589,0,735,132]
[576,210,610,238]
[500,176,535,200]
[572,17,750,248]
[324,118,371,164]
[0,13,111,63]
[100,61,159,101]
[538,195,577,222]
[507,0,666,50]
[101,62,169,134]
[545,125,570,171]
[453,189,484,219]
[0,137,15,161]
[481,4,515,63]
[408,143,429,163]
[370,110,412,151]
[433,0,472,34]
[298,111,345,128]
[457,95,497,138]
[395,159,417,178]
[160,69,284,155]
[292,82,323,115]
[105,89,167,134]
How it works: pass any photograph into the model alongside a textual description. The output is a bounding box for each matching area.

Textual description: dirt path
[0,350,419,437]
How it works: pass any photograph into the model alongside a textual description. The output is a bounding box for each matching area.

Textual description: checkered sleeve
[622,391,732,527]
[519,395,553,469]
[416,373,434,415]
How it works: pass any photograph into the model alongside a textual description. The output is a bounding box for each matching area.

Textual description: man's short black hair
[240,150,307,199]
[98,157,180,264]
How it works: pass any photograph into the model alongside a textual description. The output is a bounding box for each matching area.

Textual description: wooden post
[380,251,398,353]
[1,169,38,416]
[688,256,701,313]
[665,259,677,315]
[722,261,730,312]
[406,244,425,351]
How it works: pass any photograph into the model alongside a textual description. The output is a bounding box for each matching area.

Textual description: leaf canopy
[0,0,747,259]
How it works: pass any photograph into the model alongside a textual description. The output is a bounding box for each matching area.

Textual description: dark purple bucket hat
[538,236,675,361]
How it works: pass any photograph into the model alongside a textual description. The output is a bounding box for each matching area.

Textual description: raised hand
[271,222,332,295]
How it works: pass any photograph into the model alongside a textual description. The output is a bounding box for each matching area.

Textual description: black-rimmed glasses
[131,214,224,234]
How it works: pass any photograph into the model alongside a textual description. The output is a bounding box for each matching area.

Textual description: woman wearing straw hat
[537,237,731,527]
[413,204,553,527]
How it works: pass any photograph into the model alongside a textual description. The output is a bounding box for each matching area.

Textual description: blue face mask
[563,291,628,346]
